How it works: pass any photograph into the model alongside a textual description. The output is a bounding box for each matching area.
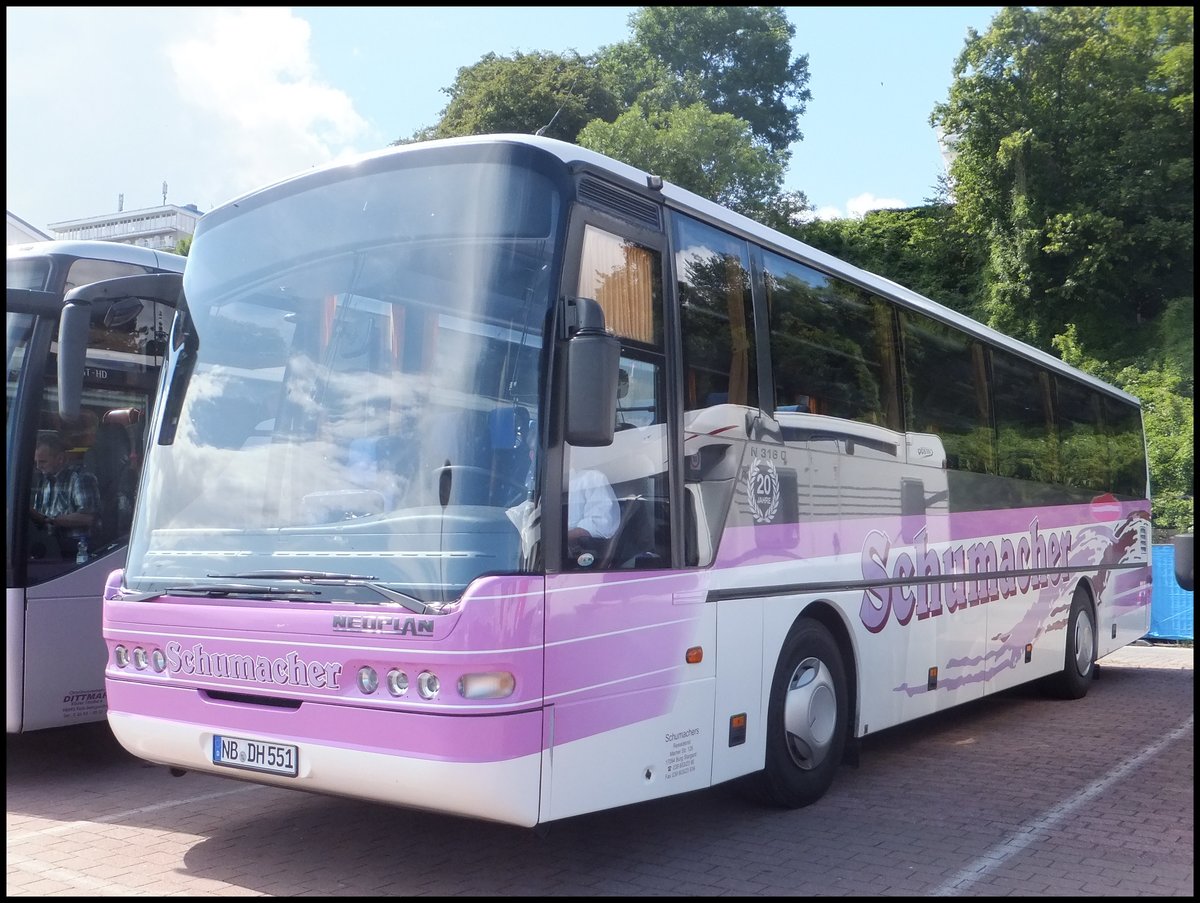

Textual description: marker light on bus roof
[458,672,515,700]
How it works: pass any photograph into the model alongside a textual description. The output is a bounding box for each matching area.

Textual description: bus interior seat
[597,492,659,570]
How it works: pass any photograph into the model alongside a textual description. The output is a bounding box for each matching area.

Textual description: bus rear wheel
[1040,587,1096,700]
[743,619,847,809]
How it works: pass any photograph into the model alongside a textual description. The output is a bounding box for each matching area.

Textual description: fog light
[417,671,440,699]
[114,645,129,668]
[151,649,167,672]
[387,669,409,696]
[357,666,378,694]
[458,671,515,699]
[133,647,149,670]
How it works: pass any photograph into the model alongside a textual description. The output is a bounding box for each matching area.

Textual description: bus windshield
[125,157,561,605]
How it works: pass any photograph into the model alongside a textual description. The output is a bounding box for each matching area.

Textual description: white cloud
[166,8,372,208]
[846,192,907,218]
[801,194,910,222]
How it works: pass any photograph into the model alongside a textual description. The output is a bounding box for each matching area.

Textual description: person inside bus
[566,465,620,566]
[30,432,101,561]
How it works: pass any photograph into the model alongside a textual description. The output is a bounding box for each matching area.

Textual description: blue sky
[6,6,1000,233]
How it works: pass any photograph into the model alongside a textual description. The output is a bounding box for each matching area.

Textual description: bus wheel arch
[741,606,851,808]
[1039,581,1097,700]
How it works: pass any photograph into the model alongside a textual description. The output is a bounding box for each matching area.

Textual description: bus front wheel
[1040,587,1096,700]
[743,619,848,809]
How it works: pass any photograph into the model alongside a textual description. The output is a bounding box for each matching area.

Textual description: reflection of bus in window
[93,136,1150,828]
[6,240,185,733]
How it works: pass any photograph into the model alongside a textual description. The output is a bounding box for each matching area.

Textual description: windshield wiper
[207,570,430,614]
[209,570,378,580]
[118,583,322,603]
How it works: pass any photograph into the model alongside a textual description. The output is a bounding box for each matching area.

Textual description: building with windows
[47,202,202,251]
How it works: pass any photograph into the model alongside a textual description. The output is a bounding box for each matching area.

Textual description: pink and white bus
[83,135,1152,827]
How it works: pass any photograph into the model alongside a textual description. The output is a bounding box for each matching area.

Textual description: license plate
[212,734,298,777]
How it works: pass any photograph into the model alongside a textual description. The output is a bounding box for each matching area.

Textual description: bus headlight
[458,671,515,699]
[416,671,440,699]
[133,647,149,670]
[357,666,379,694]
[151,649,167,672]
[114,645,129,668]
[386,669,409,696]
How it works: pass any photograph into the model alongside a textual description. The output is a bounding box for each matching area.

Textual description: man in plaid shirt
[30,431,101,561]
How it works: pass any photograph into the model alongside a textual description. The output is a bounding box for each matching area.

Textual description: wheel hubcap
[1073,609,1095,677]
[782,656,837,770]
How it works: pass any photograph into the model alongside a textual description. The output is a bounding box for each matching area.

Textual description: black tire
[1040,588,1096,700]
[742,619,848,808]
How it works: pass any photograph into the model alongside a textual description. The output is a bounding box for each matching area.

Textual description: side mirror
[57,272,184,422]
[1174,533,1194,592]
[564,297,619,447]
[57,300,91,421]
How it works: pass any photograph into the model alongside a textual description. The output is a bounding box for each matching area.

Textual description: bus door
[542,217,707,821]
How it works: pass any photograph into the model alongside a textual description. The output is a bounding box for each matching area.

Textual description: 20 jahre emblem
[745,457,781,524]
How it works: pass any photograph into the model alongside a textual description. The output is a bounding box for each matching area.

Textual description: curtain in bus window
[576,225,660,345]
[672,215,756,410]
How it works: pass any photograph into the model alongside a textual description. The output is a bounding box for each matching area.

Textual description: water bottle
[76,537,89,565]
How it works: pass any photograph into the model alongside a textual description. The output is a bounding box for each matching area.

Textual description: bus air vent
[202,689,302,709]
[578,177,662,229]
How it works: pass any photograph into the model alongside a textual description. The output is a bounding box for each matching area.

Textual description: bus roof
[6,239,186,274]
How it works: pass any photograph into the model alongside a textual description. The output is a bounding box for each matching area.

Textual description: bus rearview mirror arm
[57,273,185,422]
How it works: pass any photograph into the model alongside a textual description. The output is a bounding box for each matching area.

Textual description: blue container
[1149,545,1195,641]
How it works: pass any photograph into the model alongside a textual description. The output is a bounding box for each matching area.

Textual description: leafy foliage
[578,103,806,229]
[398,51,620,144]
[399,6,812,223]
[930,7,1194,364]
[792,205,986,317]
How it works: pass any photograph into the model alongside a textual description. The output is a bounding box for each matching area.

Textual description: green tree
[399,51,620,144]
[931,7,1193,364]
[400,7,812,224]
[618,6,811,156]
[794,204,986,317]
[578,103,807,229]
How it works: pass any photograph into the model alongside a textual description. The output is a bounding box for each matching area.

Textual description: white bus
[81,136,1151,826]
[6,240,185,732]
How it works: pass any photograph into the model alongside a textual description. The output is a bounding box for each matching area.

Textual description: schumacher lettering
[859,518,1074,633]
[164,641,343,688]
